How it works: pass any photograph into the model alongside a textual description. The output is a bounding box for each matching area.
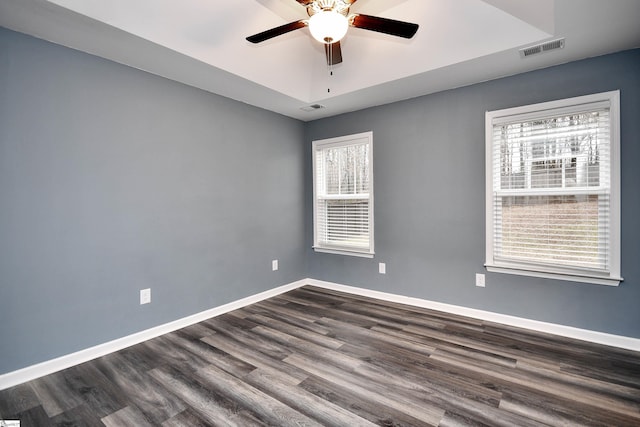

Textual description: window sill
[485,264,622,286]
[313,246,375,258]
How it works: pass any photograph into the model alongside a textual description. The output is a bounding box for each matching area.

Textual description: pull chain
[327,43,333,93]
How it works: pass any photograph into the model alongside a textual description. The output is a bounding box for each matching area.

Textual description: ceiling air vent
[519,38,565,58]
[300,104,326,112]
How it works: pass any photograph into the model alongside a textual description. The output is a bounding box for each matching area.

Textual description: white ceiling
[1,0,639,121]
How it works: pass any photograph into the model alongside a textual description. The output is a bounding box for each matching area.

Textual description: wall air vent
[300,104,326,112]
[519,38,565,58]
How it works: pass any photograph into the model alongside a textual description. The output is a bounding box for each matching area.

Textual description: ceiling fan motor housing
[306,0,352,18]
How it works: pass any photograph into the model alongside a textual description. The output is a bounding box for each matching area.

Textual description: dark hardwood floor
[1,285,640,426]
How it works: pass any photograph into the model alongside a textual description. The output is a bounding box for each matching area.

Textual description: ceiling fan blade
[350,14,418,39]
[325,41,343,65]
[246,20,307,44]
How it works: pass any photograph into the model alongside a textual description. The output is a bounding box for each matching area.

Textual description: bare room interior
[1,0,639,425]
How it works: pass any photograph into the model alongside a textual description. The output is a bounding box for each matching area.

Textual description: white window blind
[313,132,374,257]
[485,91,621,285]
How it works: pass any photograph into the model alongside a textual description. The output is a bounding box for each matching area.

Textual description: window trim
[485,91,622,286]
[312,131,374,258]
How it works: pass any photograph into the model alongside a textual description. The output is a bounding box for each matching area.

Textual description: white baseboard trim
[306,279,640,352]
[0,279,307,391]
[3,277,639,390]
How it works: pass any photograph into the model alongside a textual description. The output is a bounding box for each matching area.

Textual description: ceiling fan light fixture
[308,10,348,44]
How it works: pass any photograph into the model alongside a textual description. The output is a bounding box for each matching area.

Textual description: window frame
[312,131,374,258]
[485,91,622,286]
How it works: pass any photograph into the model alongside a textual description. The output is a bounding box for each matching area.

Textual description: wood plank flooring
[1,285,640,426]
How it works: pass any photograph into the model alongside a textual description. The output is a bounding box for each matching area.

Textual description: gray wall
[1,24,639,377]
[0,28,306,374]
[305,49,640,339]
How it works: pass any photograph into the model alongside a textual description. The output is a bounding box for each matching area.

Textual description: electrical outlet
[475,273,485,287]
[272,259,278,271]
[140,288,151,304]
[379,262,386,274]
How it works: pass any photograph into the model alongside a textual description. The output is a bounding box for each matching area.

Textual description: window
[313,131,374,257]
[485,91,621,286]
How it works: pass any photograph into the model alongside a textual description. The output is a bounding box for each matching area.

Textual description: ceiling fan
[246,0,419,66]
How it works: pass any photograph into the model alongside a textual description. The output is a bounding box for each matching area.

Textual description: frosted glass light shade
[308,10,348,44]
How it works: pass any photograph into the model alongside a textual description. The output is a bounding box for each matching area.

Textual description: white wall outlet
[272,259,278,271]
[379,262,386,274]
[475,273,485,287]
[140,288,151,304]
